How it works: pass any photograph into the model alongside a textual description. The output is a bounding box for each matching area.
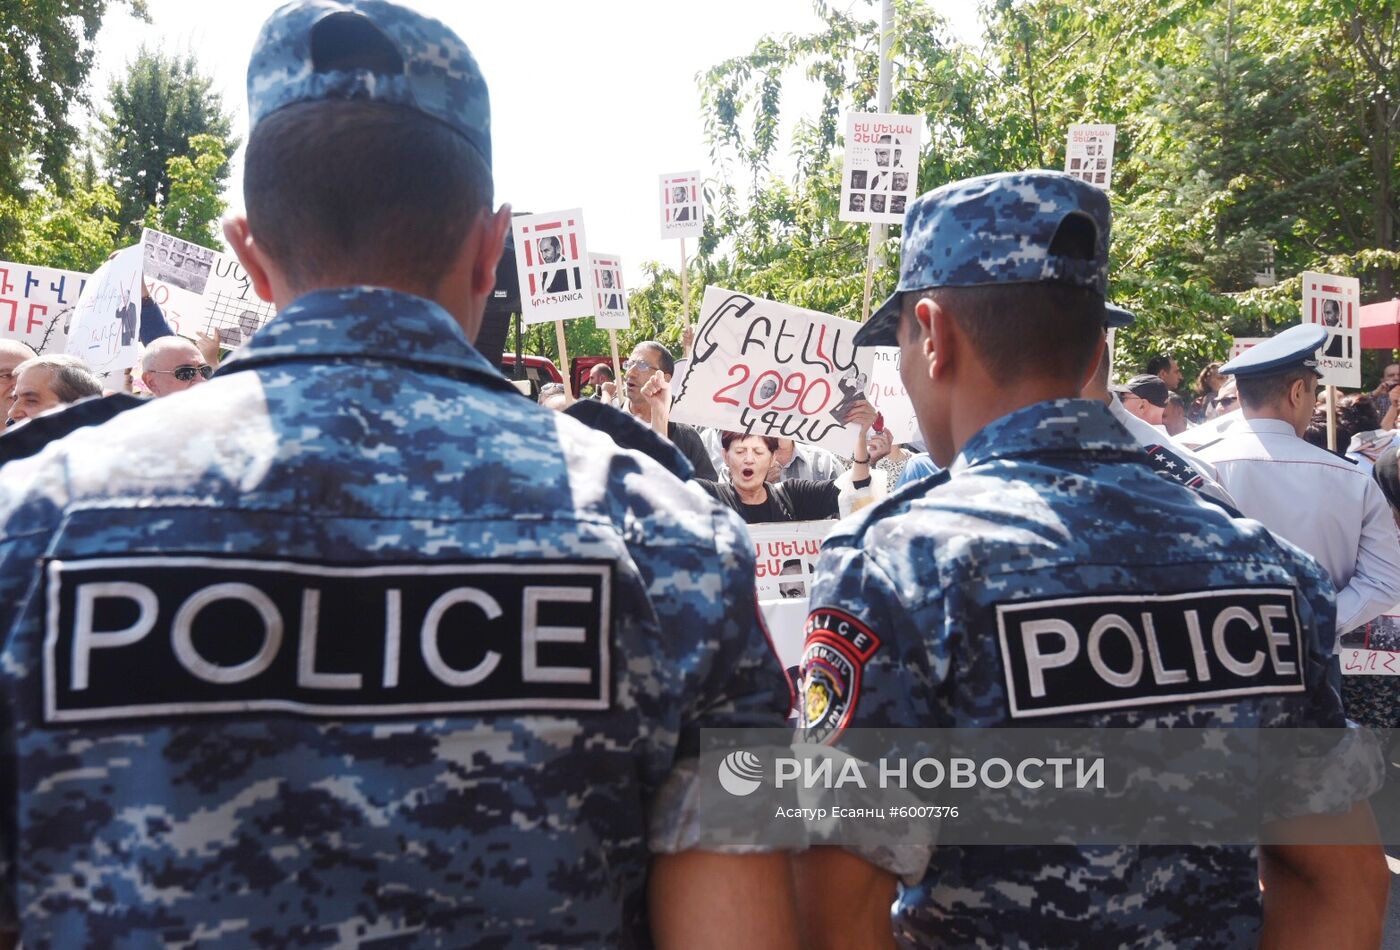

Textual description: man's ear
[222,215,277,304]
[921,296,956,381]
[467,204,512,298]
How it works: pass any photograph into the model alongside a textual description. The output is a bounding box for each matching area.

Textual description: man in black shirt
[623,340,717,480]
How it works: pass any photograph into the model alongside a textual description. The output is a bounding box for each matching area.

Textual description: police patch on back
[43,556,612,723]
[997,587,1305,719]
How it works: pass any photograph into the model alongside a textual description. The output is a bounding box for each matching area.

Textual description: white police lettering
[998,588,1305,718]
[43,557,612,722]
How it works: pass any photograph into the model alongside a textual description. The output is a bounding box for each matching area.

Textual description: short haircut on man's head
[244,100,493,293]
[591,364,614,380]
[902,283,1105,383]
[634,341,675,377]
[1146,354,1174,376]
[1237,367,1317,409]
[14,354,103,403]
[0,339,35,361]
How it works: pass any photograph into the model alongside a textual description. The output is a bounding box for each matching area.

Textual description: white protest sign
[590,253,629,330]
[0,260,88,355]
[65,245,142,378]
[1302,271,1361,388]
[141,228,276,348]
[840,113,921,225]
[659,171,704,240]
[864,346,919,444]
[1229,337,1267,361]
[1339,611,1400,677]
[750,520,836,601]
[1065,123,1116,191]
[512,208,592,325]
[670,286,875,454]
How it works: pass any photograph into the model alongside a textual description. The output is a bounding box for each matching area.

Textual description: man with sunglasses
[1198,323,1400,641]
[139,336,214,397]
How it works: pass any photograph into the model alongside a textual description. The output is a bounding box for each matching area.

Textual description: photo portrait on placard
[589,252,630,331]
[141,228,216,295]
[513,209,593,325]
[659,171,705,240]
[1302,271,1361,388]
[839,112,922,226]
[1064,123,1117,192]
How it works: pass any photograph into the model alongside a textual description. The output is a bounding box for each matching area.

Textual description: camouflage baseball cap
[247,0,490,165]
[854,171,1111,347]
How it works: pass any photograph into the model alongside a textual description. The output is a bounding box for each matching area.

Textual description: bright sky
[86,0,981,285]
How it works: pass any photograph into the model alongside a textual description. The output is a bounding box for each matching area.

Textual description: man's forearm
[650,851,798,950]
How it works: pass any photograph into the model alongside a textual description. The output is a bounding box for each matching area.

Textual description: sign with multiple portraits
[0,260,88,355]
[658,171,704,240]
[1301,271,1361,388]
[65,245,143,379]
[839,113,921,225]
[512,209,592,326]
[669,287,877,454]
[140,228,276,349]
[750,520,836,601]
[589,253,630,330]
[1339,609,1400,677]
[1064,123,1116,191]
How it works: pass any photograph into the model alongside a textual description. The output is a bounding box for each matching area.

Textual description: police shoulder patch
[799,607,881,743]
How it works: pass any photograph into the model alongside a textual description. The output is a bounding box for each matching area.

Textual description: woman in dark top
[697,401,876,524]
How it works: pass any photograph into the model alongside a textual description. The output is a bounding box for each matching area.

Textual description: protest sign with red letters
[1302,271,1361,388]
[590,253,629,330]
[659,171,704,240]
[839,113,921,225]
[512,209,592,325]
[0,260,88,355]
[669,287,876,454]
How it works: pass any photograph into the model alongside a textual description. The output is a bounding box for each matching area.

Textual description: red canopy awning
[1361,299,1400,349]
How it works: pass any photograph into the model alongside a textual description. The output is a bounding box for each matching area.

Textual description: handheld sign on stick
[1064,124,1116,192]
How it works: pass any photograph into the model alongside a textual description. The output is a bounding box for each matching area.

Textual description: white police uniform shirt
[1177,407,1243,449]
[1197,416,1400,638]
[1108,396,1238,510]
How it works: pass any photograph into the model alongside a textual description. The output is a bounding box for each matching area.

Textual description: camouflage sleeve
[798,540,935,883]
[647,506,793,853]
[0,456,66,930]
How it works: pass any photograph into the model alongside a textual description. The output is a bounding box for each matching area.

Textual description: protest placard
[0,261,88,355]
[658,171,703,240]
[863,346,919,444]
[839,113,921,225]
[669,287,876,454]
[1302,271,1361,388]
[590,253,629,330]
[1229,337,1267,361]
[65,245,142,379]
[140,228,276,347]
[512,209,592,326]
[750,520,836,601]
[1339,610,1400,677]
[1064,123,1116,191]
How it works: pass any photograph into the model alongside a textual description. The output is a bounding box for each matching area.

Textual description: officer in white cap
[1197,323,1400,640]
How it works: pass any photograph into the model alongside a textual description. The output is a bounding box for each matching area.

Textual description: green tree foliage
[0,0,144,254]
[0,159,121,273]
[103,47,237,241]
[607,0,1399,391]
[141,133,229,248]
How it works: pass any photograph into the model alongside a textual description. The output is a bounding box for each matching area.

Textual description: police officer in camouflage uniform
[0,3,795,947]
[792,171,1387,948]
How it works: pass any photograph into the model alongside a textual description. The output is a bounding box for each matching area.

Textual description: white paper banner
[65,245,143,378]
[0,260,88,355]
[590,253,630,330]
[659,171,704,239]
[839,113,921,225]
[1338,613,1400,676]
[1229,336,1267,361]
[670,286,875,454]
[513,208,592,325]
[141,228,277,348]
[863,346,919,444]
[1065,123,1116,191]
[1302,271,1361,389]
[750,520,836,601]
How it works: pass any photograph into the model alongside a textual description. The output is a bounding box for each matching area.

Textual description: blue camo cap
[854,171,1112,347]
[247,0,490,165]
[1219,323,1328,378]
